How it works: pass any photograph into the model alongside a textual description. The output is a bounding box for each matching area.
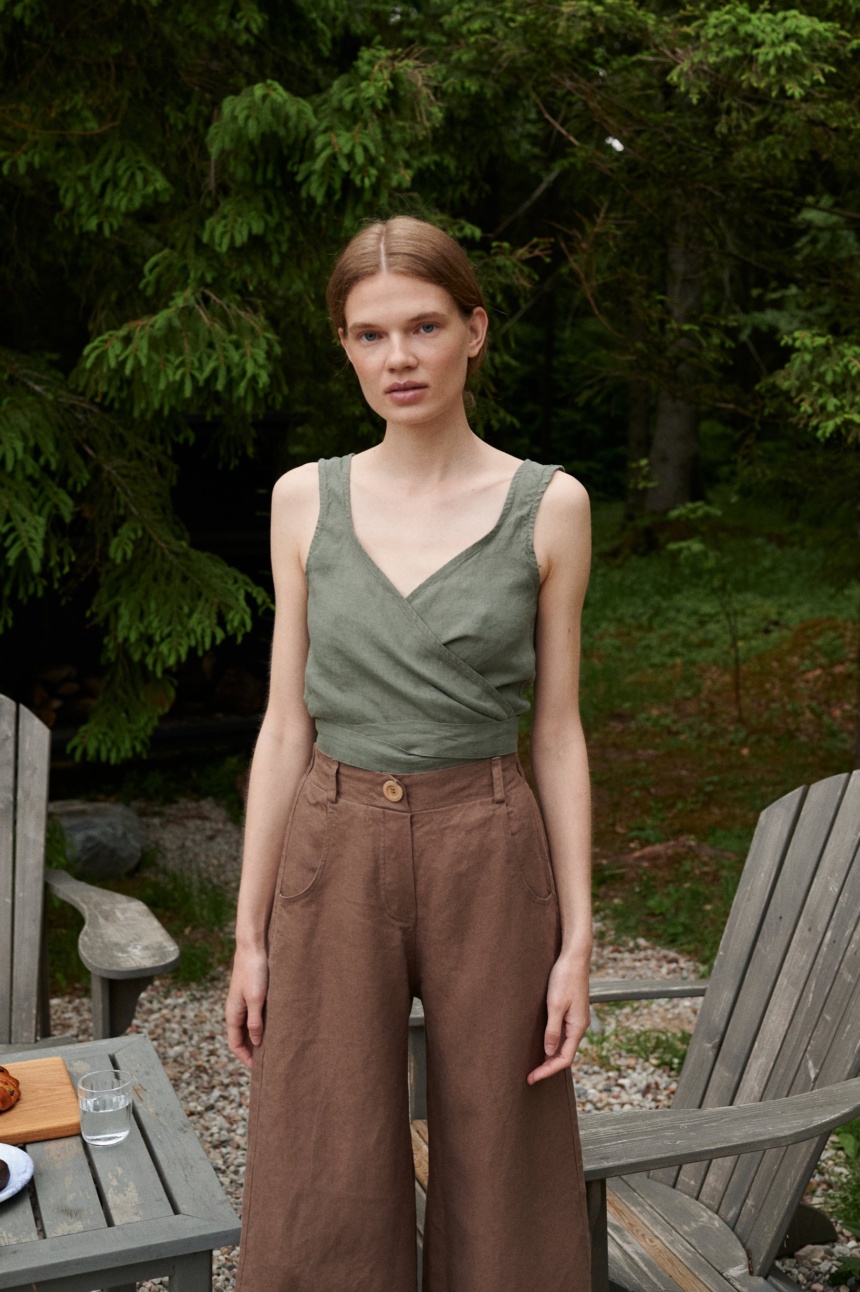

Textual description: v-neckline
[343,454,529,603]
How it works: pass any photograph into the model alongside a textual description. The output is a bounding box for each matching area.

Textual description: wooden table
[0,1033,241,1291]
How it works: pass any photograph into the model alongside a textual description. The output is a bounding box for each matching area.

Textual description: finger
[247,1002,265,1048]
[543,999,566,1057]
[226,1014,254,1068]
[229,1038,255,1070]
[529,1017,582,1084]
[527,1038,577,1084]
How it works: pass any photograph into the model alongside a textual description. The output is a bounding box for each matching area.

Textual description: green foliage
[1,0,554,759]
[830,1116,860,1240]
[776,332,860,443]
[6,0,860,759]
[585,1024,692,1076]
[605,856,742,969]
[78,291,282,417]
[666,503,745,722]
[138,864,233,982]
[44,814,77,874]
[670,6,845,103]
[581,504,856,733]
[618,1028,691,1076]
[114,753,247,823]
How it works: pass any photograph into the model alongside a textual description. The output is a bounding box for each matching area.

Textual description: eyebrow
[346,312,445,335]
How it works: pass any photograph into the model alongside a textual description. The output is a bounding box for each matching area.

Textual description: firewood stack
[30,665,102,729]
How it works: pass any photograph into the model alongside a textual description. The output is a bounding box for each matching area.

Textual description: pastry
[0,1066,21,1113]
[0,1159,8,1191]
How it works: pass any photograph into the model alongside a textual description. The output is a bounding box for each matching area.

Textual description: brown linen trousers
[237,745,591,1291]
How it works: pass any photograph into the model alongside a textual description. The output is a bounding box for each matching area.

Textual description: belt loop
[330,759,341,804]
[315,746,339,804]
[491,756,506,804]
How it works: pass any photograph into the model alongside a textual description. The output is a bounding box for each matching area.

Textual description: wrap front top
[303,454,563,774]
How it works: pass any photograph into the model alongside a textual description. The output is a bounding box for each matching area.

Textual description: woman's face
[339,272,487,427]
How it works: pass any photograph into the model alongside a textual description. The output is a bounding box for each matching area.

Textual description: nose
[387,330,417,369]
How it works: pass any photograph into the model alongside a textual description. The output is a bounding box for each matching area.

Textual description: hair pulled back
[327,216,488,377]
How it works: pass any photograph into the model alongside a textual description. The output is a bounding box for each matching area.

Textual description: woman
[226,216,592,1291]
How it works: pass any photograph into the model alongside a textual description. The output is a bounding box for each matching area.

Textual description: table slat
[0,1184,38,1246]
[113,1033,240,1225]
[28,1138,106,1237]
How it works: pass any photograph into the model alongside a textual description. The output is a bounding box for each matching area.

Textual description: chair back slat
[668,774,849,1197]
[10,704,50,1045]
[668,784,809,1116]
[651,781,808,1190]
[738,933,860,1271]
[0,696,16,1045]
[699,780,860,1218]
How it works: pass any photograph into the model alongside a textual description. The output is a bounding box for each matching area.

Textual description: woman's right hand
[226,945,269,1069]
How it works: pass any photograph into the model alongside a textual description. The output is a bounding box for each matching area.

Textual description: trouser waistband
[307,743,523,811]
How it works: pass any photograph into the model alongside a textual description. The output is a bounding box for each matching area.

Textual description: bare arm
[225,464,320,1068]
[526,472,592,1085]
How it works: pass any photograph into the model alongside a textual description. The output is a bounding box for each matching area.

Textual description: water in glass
[77,1070,133,1147]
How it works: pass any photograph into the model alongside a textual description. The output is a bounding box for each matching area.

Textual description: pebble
[46,799,859,1290]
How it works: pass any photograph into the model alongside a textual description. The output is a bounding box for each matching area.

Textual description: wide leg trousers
[236,745,590,1292]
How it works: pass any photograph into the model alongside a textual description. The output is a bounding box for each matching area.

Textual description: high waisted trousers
[236,745,590,1292]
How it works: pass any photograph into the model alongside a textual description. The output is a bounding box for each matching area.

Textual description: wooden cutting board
[0,1056,80,1145]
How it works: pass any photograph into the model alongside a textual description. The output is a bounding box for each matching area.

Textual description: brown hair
[326,216,488,377]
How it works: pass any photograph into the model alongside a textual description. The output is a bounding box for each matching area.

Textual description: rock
[49,800,147,880]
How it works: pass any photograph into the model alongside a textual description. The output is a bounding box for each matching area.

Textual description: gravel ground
[46,797,859,1291]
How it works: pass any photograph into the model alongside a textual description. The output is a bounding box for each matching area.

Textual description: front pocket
[502,780,556,903]
[278,779,330,901]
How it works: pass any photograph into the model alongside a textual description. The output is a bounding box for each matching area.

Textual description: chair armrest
[580,1078,860,1181]
[589,978,708,1002]
[45,868,181,980]
[408,981,709,1028]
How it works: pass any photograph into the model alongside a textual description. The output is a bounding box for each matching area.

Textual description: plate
[0,1143,34,1204]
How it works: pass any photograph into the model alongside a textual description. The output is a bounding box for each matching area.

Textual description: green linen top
[303,454,563,774]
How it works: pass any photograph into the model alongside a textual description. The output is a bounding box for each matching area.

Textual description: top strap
[306,454,350,570]
[495,460,564,559]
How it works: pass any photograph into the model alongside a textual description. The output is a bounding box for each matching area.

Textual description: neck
[369,406,485,485]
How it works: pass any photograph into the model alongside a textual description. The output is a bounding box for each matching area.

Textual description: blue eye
[419,323,437,334]
[359,331,380,343]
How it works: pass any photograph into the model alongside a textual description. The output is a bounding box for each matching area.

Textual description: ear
[466,307,489,357]
[338,327,354,365]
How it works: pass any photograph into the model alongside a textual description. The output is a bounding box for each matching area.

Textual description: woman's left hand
[526,947,591,1084]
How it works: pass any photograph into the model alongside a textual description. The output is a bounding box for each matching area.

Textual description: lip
[385,382,427,404]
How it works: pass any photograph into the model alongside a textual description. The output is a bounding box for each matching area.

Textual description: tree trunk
[624,373,652,519]
[646,232,704,513]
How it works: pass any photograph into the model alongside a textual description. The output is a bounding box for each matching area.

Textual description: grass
[570,499,859,967]
[831,1118,860,1239]
[585,1025,692,1076]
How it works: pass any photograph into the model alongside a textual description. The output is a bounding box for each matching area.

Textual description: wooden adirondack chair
[408,771,860,1292]
[1,695,180,1048]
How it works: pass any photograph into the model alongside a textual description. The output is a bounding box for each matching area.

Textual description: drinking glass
[77,1069,133,1147]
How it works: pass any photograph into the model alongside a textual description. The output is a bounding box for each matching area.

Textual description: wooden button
[382,779,404,802]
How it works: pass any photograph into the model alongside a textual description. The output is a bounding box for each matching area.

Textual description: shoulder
[536,470,590,535]
[533,471,591,584]
[272,461,320,511]
[271,462,322,568]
